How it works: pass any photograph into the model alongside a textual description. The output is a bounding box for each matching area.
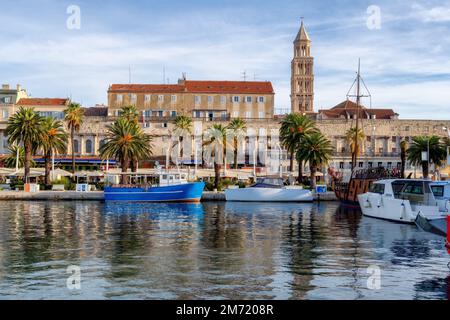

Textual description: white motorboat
[358,179,448,223]
[225,177,313,202]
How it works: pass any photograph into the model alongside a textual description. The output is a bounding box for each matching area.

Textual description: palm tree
[99,118,153,184]
[120,105,139,124]
[227,118,247,170]
[40,117,68,186]
[407,136,446,179]
[5,107,44,182]
[203,124,228,190]
[64,103,84,174]
[280,113,318,183]
[345,127,365,169]
[172,115,193,162]
[4,145,36,169]
[296,132,333,190]
[400,140,408,178]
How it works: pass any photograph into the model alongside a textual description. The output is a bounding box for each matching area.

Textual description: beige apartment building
[107,78,275,121]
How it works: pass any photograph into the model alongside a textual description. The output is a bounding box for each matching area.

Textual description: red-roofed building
[108,78,275,121]
[317,100,399,120]
[15,98,70,120]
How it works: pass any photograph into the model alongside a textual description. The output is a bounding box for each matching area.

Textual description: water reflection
[0,201,448,300]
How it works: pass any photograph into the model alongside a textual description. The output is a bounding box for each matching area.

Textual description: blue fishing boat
[104,173,205,203]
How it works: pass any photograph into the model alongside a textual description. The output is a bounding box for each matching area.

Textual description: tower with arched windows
[291,20,314,113]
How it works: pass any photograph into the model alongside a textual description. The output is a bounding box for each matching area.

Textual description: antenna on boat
[346,59,371,171]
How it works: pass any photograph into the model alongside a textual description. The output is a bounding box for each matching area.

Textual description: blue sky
[1,0,450,119]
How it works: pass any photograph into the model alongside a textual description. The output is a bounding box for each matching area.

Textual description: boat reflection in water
[0,201,449,299]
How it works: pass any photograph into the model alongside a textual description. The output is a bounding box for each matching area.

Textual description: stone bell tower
[291,19,314,113]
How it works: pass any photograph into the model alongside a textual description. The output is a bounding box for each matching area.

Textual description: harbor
[2,0,450,305]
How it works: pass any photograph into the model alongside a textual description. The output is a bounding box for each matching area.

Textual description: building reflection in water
[0,201,448,299]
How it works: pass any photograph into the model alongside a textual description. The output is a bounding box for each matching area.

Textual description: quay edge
[0,191,337,202]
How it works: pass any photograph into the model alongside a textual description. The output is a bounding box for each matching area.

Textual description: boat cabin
[253,177,285,189]
[369,179,436,206]
[429,181,450,200]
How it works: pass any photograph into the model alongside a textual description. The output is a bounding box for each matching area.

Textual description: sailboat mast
[352,59,361,171]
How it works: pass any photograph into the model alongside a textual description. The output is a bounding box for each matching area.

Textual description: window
[339,162,344,169]
[221,111,227,119]
[2,110,9,119]
[144,94,151,102]
[207,96,213,103]
[193,111,201,118]
[158,95,164,102]
[100,139,106,149]
[431,186,444,198]
[387,162,392,169]
[73,140,80,154]
[404,126,410,132]
[130,94,137,104]
[358,162,364,168]
[233,96,240,103]
[246,96,252,103]
[162,123,168,128]
[158,111,164,117]
[144,110,152,117]
[116,94,123,103]
[85,139,93,154]
[259,112,265,119]
[233,111,239,118]
[4,97,11,104]
[171,111,177,118]
[368,162,373,168]
[171,95,177,102]
[258,96,265,103]
[245,111,252,119]
[220,96,226,104]
[370,183,385,195]
[378,162,383,167]
[195,96,201,103]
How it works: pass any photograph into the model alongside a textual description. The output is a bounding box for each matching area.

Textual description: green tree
[227,118,247,170]
[64,103,84,174]
[4,145,36,169]
[120,105,139,124]
[172,115,193,161]
[40,117,68,186]
[203,124,228,190]
[345,127,365,170]
[280,114,318,183]
[99,118,153,184]
[296,132,333,190]
[407,136,446,179]
[5,107,45,182]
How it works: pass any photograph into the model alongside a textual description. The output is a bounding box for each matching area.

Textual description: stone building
[291,20,314,114]
[107,78,275,121]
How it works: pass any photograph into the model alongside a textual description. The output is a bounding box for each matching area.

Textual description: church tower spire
[291,19,314,114]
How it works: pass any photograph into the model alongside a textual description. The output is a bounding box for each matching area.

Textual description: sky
[1,0,450,119]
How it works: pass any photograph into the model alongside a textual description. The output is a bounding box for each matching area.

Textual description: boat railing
[351,167,402,180]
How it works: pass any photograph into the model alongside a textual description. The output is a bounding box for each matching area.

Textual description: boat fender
[400,203,407,221]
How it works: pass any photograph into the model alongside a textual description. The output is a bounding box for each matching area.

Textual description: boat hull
[104,182,205,203]
[225,187,313,202]
[358,193,445,224]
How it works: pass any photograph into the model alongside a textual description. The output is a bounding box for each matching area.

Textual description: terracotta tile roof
[184,81,274,94]
[16,98,69,106]
[320,100,398,119]
[83,107,108,117]
[109,80,274,95]
[109,84,185,93]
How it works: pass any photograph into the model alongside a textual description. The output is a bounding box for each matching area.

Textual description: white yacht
[358,179,448,223]
[225,177,314,202]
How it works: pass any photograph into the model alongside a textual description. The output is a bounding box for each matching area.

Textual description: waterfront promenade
[0,190,337,201]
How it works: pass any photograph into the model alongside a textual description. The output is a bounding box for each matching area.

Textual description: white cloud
[412,3,450,22]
